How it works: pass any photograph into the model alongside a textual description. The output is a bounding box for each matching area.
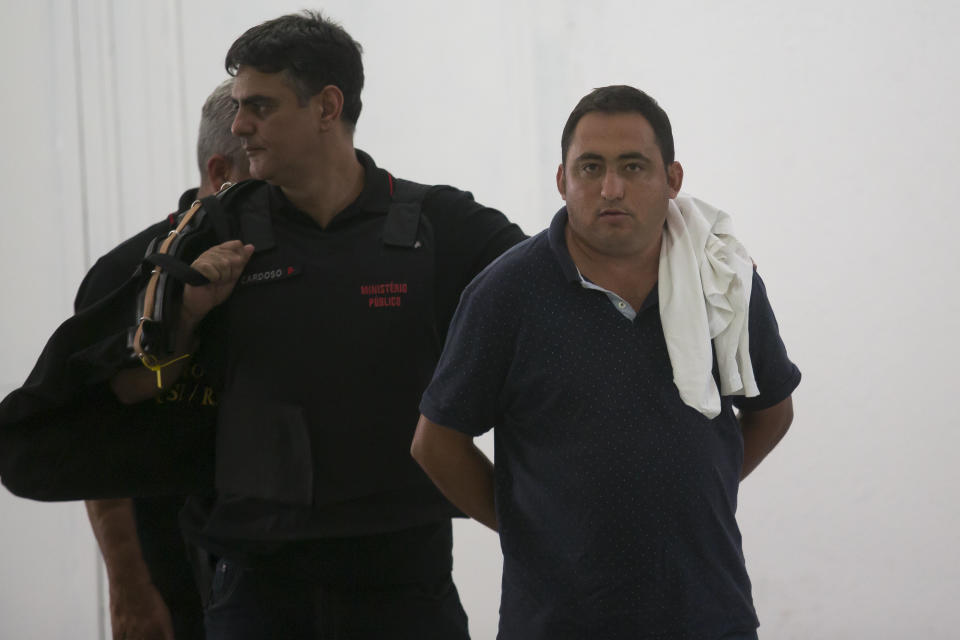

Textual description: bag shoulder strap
[202,179,274,250]
[133,180,272,357]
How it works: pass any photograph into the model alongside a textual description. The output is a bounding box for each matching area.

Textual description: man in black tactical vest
[109,10,524,640]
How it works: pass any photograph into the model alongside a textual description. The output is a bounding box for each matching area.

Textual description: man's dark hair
[225,11,364,128]
[561,85,675,169]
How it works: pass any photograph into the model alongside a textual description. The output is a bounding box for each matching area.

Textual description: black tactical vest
[208,179,450,530]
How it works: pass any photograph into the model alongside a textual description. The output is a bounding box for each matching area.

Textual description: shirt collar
[547,206,659,313]
[349,148,393,214]
[547,207,582,284]
[268,148,393,226]
[176,187,200,213]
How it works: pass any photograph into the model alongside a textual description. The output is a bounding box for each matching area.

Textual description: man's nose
[600,171,624,201]
[231,110,252,137]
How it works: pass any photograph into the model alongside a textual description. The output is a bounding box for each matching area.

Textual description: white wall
[1,1,958,638]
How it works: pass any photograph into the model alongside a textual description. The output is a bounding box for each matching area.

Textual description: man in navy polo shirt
[413,85,800,639]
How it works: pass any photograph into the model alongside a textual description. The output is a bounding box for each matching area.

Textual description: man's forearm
[85,500,175,639]
[85,499,153,586]
[411,415,498,531]
[110,312,199,404]
[739,396,794,480]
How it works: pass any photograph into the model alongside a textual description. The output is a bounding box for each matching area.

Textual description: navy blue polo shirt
[421,208,801,639]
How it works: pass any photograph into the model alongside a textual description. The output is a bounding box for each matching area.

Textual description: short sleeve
[423,187,526,337]
[419,267,520,437]
[732,269,801,411]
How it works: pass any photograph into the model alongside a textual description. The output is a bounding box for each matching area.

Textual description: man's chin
[248,162,271,182]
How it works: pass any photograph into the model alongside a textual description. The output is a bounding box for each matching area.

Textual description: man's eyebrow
[234,94,276,106]
[573,151,651,163]
[573,152,604,163]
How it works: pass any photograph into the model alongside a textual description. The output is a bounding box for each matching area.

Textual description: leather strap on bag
[132,199,210,361]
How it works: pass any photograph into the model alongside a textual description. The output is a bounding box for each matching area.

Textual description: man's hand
[110,240,254,404]
[181,240,255,327]
[108,580,175,640]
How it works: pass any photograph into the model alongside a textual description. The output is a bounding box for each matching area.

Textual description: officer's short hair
[561,85,675,170]
[196,79,246,181]
[225,10,364,128]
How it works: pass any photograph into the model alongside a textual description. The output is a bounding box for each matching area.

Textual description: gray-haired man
[83,79,250,640]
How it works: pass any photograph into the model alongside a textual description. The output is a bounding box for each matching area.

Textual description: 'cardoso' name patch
[239,265,301,286]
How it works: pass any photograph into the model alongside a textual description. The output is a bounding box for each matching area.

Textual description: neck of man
[566,225,663,311]
[280,135,365,229]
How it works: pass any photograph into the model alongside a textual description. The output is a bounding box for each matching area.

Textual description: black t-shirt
[161,152,527,575]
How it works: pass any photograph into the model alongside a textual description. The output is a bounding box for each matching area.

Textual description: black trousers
[198,521,469,639]
[203,557,470,640]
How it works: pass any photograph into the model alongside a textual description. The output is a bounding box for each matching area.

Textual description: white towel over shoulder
[658,194,758,419]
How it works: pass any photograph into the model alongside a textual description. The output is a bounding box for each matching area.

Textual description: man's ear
[556,164,567,201]
[205,154,232,193]
[312,85,345,131]
[667,161,684,197]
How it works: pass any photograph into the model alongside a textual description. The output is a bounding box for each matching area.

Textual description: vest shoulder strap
[383,177,434,248]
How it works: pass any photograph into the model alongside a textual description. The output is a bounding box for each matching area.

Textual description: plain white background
[1,1,958,638]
